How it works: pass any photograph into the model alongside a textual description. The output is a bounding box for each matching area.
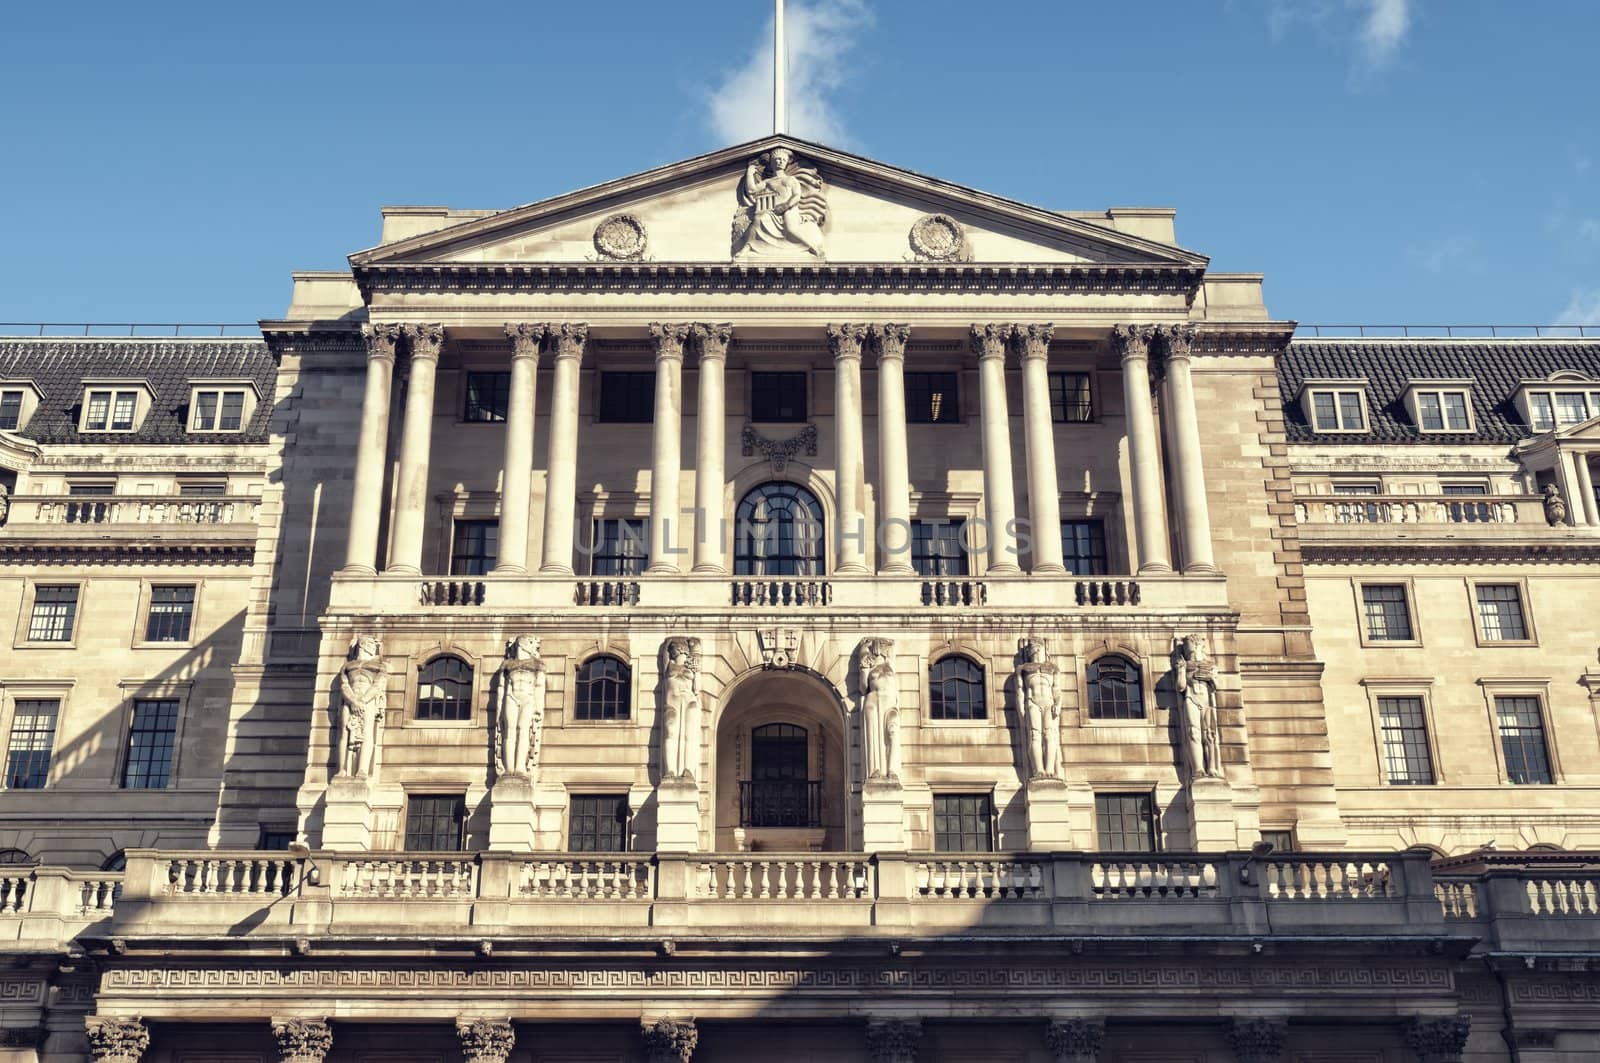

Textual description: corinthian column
[387,323,445,574]
[1112,324,1172,574]
[648,324,691,572]
[343,323,401,574]
[1014,323,1066,573]
[539,324,588,573]
[972,324,1020,572]
[1160,325,1217,572]
[871,324,914,573]
[85,1019,149,1063]
[495,324,544,574]
[1405,1017,1471,1063]
[829,323,870,573]
[692,324,732,572]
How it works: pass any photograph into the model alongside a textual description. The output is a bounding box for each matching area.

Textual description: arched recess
[713,668,852,851]
[727,460,838,574]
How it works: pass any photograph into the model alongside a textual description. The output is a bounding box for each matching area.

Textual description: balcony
[0,494,262,558]
[1293,492,1598,561]
[739,780,823,828]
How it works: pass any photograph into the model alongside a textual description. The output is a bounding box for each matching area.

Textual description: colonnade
[341,321,1217,577]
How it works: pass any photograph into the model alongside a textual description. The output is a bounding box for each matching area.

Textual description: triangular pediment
[351,136,1207,269]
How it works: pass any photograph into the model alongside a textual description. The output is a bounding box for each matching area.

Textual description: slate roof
[0,338,275,445]
[1280,340,1600,444]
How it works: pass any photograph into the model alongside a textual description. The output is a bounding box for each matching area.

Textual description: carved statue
[494,635,548,779]
[1174,634,1224,781]
[857,638,900,781]
[0,482,9,527]
[1015,638,1062,780]
[660,637,702,780]
[1543,482,1569,526]
[732,147,827,260]
[336,634,387,779]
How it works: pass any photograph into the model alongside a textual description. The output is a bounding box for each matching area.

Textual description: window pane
[1377,696,1434,785]
[751,372,807,423]
[734,482,825,576]
[1418,393,1443,431]
[1061,519,1107,576]
[1495,697,1553,784]
[1556,392,1589,426]
[111,392,137,431]
[451,520,499,576]
[1529,393,1555,431]
[5,699,59,789]
[905,372,959,424]
[1095,793,1157,852]
[598,372,655,423]
[1311,392,1337,431]
[590,518,649,576]
[144,585,196,642]
[1049,372,1092,423]
[123,698,179,789]
[911,520,968,576]
[85,391,110,430]
[933,794,992,852]
[1332,483,1380,495]
[1442,392,1470,430]
[28,586,79,642]
[0,390,22,431]
[575,656,631,721]
[1440,484,1487,496]
[1087,656,1143,720]
[1476,584,1528,641]
[193,391,219,430]
[464,372,510,423]
[569,795,629,852]
[416,657,473,722]
[219,391,245,431]
[1337,391,1364,430]
[1361,585,1413,641]
[403,794,466,850]
[929,657,985,721]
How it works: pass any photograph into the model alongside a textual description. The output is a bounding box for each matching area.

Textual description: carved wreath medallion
[908,213,969,262]
[593,214,648,261]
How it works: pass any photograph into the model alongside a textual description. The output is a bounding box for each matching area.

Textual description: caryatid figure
[337,634,387,778]
[857,638,900,781]
[660,637,703,780]
[1015,638,1062,780]
[495,635,548,778]
[1174,633,1224,781]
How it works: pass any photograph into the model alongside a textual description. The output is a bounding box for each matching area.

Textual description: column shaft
[344,324,400,574]
[829,324,870,573]
[539,324,588,573]
[692,324,732,572]
[972,324,1020,572]
[495,324,543,573]
[648,324,690,572]
[872,325,914,573]
[1015,324,1066,573]
[1113,324,1172,574]
[387,324,444,574]
[1572,452,1600,526]
[1161,325,1218,572]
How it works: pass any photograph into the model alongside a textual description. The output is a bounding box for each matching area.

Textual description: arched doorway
[715,670,850,851]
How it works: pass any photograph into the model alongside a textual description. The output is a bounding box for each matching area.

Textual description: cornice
[0,541,255,564]
[1191,323,1297,355]
[260,325,367,361]
[1302,540,1600,564]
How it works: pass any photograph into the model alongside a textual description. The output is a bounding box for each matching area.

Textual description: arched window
[0,849,32,866]
[735,482,825,576]
[929,656,986,721]
[575,656,631,721]
[101,850,128,872]
[1087,655,1143,720]
[416,656,473,721]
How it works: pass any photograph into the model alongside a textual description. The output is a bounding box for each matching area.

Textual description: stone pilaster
[1111,323,1171,574]
[456,1019,515,1063]
[387,323,445,574]
[691,324,733,572]
[1045,1019,1104,1063]
[495,323,545,574]
[271,1018,332,1063]
[85,1018,149,1063]
[865,1019,921,1063]
[648,323,692,572]
[1406,1017,1471,1063]
[343,322,401,574]
[641,1018,697,1063]
[539,323,588,573]
[828,323,870,573]
[971,323,1020,572]
[1013,323,1066,573]
[870,324,914,573]
[1225,1019,1286,1063]
[1158,324,1218,573]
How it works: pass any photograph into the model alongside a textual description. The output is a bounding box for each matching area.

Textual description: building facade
[0,137,1596,1062]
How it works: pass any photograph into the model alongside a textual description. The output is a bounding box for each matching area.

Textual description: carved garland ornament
[741,423,818,473]
[909,213,970,262]
[593,213,648,261]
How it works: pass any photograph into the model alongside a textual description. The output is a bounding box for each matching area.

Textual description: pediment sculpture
[495,635,548,779]
[1015,638,1062,780]
[336,634,387,779]
[732,147,827,260]
[1174,633,1224,781]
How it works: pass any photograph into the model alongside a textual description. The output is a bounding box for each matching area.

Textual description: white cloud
[1264,0,1413,67]
[1579,218,1600,244]
[1356,0,1411,65]
[1557,290,1600,327]
[704,0,873,146]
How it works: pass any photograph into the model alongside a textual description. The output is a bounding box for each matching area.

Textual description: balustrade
[419,580,486,607]
[730,579,831,607]
[338,857,478,899]
[697,855,871,901]
[914,858,1044,901]
[1524,876,1600,916]
[1294,494,1533,527]
[167,856,299,896]
[921,579,986,606]
[1092,858,1219,900]
[520,857,653,900]
[1263,856,1394,900]
[1075,579,1140,606]
[6,495,261,526]
[574,580,640,606]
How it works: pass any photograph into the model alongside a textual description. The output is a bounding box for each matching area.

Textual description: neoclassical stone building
[0,137,1597,1063]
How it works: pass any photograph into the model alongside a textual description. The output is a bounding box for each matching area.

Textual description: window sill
[1474,639,1539,649]
[1357,639,1424,650]
[13,640,79,651]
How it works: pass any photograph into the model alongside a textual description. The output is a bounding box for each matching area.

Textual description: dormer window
[1403,380,1474,433]
[1517,375,1600,432]
[187,381,259,435]
[0,381,43,433]
[1298,379,1369,433]
[82,388,142,432]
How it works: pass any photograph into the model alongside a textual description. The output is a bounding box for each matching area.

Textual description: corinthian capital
[865,1020,921,1063]
[546,323,589,361]
[1110,323,1158,362]
[1045,1020,1103,1063]
[456,1019,515,1063]
[691,323,734,360]
[1406,1017,1471,1063]
[403,323,445,360]
[271,1018,333,1063]
[1158,323,1196,361]
[85,1018,149,1063]
[969,323,1008,361]
[649,323,692,361]
[641,1019,697,1063]
[827,323,869,362]
[504,323,546,360]
[868,324,911,361]
[361,322,403,362]
[1011,323,1056,361]
[1225,1019,1286,1063]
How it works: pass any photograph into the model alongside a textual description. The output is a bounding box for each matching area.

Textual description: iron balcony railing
[0,322,260,337]
[1296,324,1598,338]
[739,780,823,829]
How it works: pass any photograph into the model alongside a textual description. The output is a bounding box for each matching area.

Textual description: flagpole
[774,0,788,134]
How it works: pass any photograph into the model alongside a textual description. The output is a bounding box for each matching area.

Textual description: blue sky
[2,0,1596,328]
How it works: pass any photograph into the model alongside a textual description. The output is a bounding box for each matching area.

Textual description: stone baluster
[539,324,589,573]
[641,1018,697,1063]
[1112,323,1172,573]
[1046,1019,1104,1063]
[972,324,1021,572]
[1159,324,1218,572]
[871,324,914,573]
[865,1019,922,1063]
[1225,1019,1286,1063]
[1014,323,1066,573]
[691,324,733,572]
[1405,1017,1471,1063]
[456,1019,515,1063]
[648,324,692,572]
[343,323,401,574]
[386,323,445,574]
[85,1018,149,1063]
[829,324,871,573]
[271,1019,333,1063]
[495,324,545,574]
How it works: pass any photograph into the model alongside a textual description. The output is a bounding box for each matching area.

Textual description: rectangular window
[1476,584,1529,641]
[179,481,228,497]
[1095,792,1158,852]
[1259,829,1296,853]
[0,390,22,431]
[1061,519,1108,576]
[1332,483,1380,495]
[403,794,467,850]
[1376,696,1435,785]
[1529,393,1555,431]
[1360,584,1413,641]
[1440,483,1488,496]
[122,698,179,789]
[27,586,79,642]
[257,829,296,851]
[191,389,247,432]
[1495,697,1553,785]
[905,372,959,424]
[1555,392,1590,427]
[598,372,655,424]
[463,372,510,423]
[751,372,807,423]
[84,389,141,431]
[1416,391,1471,432]
[5,699,59,789]
[568,794,630,852]
[450,520,499,576]
[932,794,993,853]
[911,519,969,576]
[112,391,136,431]
[1049,372,1093,423]
[144,586,196,643]
[1310,389,1365,431]
[590,518,649,576]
